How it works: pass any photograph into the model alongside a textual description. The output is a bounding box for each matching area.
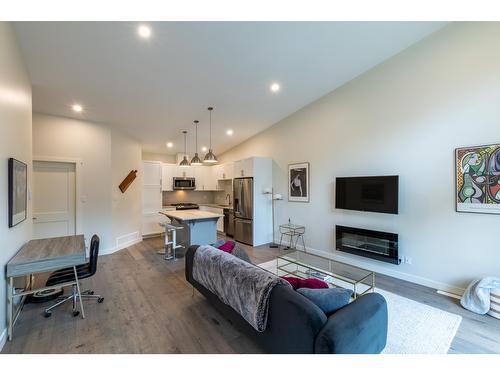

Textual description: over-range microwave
[173,177,196,190]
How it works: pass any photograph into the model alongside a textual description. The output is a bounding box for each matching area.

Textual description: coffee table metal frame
[277,250,375,299]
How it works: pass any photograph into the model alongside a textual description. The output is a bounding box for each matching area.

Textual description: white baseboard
[0,327,7,353]
[100,232,142,256]
[277,238,465,296]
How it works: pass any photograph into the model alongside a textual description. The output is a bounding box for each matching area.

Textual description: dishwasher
[223,208,234,237]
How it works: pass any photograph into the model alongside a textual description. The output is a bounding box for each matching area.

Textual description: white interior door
[33,161,76,239]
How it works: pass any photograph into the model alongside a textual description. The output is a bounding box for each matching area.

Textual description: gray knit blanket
[192,245,291,332]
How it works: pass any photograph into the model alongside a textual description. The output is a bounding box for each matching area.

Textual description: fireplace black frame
[335,225,400,265]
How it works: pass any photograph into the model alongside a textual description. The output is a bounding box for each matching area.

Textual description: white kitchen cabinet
[143,160,162,185]
[215,163,234,180]
[194,166,203,191]
[161,163,175,191]
[176,165,195,178]
[193,166,217,191]
[233,158,253,177]
[206,167,218,191]
[215,208,224,232]
[223,162,234,180]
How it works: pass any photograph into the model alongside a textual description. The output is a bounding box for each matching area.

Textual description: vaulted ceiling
[14,21,446,155]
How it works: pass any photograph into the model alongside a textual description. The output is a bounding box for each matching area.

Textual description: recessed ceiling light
[166,142,173,148]
[138,25,152,39]
[270,82,280,93]
[226,129,233,136]
[201,146,207,152]
[72,104,83,113]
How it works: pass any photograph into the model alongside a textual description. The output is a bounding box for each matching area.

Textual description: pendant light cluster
[178,106,218,167]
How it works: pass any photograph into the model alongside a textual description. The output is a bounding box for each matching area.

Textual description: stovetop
[171,203,200,210]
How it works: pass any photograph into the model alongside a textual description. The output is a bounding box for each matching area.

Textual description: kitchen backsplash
[213,180,232,205]
[163,191,215,205]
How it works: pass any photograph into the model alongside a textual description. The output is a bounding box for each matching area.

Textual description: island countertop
[160,209,223,222]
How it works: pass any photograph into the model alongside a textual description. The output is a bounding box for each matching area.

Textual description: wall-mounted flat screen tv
[335,175,399,214]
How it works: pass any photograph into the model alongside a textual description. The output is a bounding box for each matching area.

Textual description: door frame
[33,156,83,235]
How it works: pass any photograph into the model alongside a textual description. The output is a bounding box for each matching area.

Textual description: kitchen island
[160,209,223,250]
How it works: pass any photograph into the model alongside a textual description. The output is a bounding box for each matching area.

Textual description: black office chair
[43,234,104,317]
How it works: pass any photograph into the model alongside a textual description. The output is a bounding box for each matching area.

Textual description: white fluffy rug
[258,260,462,354]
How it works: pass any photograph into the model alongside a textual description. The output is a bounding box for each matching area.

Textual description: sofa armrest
[185,245,199,283]
[314,292,388,354]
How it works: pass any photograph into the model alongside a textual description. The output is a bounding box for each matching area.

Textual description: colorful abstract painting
[456,144,500,214]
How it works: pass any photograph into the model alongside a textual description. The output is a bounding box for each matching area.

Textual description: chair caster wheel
[43,311,52,318]
[73,311,80,317]
[98,297,104,303]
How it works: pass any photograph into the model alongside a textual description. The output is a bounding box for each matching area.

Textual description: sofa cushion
[281,276,329,290]
[297,287,352,315]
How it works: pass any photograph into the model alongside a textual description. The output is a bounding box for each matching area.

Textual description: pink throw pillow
[218,241,235,253]
[281,276,301,289]
[281,276,328,290]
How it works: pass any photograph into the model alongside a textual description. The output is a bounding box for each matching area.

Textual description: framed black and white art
[288,162,310,202]
[8,158,28,228]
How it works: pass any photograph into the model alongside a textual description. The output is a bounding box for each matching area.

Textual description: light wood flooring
[2,236,500,354]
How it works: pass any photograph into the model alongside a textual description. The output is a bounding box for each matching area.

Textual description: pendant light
[190,120,202,165]
[179,130,190,167]
[203,106,218,163]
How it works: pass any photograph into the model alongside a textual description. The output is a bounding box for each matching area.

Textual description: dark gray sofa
[185,245,388,354]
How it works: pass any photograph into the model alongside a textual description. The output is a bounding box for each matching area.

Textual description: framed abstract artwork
[455,143,500,214]
[289,162,310,202]
[8,158,28,227]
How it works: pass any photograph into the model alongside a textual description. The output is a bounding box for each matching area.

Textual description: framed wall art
[455,143,500,214]
[8,158,28,227]
[289,162,310,202]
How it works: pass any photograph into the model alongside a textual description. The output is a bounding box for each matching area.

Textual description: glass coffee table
[277,251,375,299]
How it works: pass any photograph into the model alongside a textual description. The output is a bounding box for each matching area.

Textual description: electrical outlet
[403,256,413,265]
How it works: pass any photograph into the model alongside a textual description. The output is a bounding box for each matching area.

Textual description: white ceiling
[14,22,446,155]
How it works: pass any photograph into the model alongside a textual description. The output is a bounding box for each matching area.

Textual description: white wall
[142,151,176,164]
[33,113,143,253]
[112,131,142,249]
[0,22,32,348]
[221,22,500,293]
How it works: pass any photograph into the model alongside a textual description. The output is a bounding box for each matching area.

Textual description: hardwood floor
[2,236,500,354]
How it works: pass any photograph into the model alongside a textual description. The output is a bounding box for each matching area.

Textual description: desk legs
[7,276,13,341]
[73,266,85,319]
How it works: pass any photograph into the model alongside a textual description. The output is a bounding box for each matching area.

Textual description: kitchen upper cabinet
[194,166,206,191]
[215,163,234,180]
[178,166,195,178]
[205,167,218,191]
[233,158,253,177]
[193,166,218,191]
[161,163,175,191]
[143,161,162,185]
[223,162,234,180]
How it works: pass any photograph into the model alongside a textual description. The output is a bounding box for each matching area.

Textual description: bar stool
[159,222,184,261]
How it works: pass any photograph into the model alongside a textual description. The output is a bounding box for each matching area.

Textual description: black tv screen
[335,176,399,214]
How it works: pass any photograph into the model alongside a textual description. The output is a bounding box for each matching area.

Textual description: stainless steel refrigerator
[233,177,253,245]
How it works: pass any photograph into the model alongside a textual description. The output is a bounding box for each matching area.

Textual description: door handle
[32,217,37,220]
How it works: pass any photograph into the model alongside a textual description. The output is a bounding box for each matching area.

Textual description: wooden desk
[6,235,87,341]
